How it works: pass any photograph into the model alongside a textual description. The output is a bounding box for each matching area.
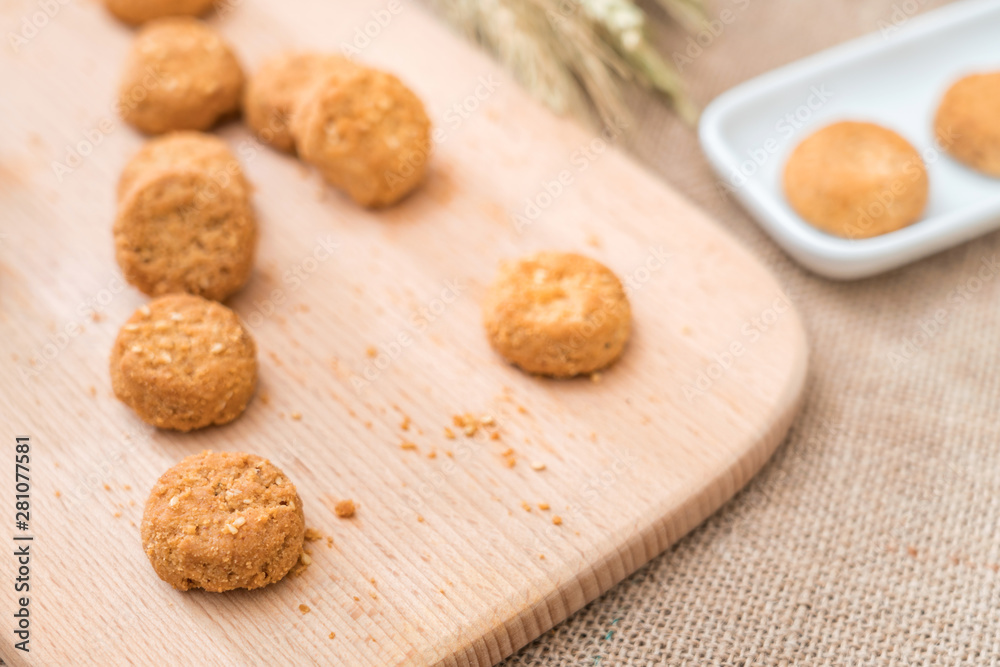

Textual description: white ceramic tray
[698,0,1000,279]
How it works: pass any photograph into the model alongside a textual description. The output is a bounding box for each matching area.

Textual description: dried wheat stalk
[424,0,702,129]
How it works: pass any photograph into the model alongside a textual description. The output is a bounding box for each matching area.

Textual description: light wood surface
[0,0,808,665]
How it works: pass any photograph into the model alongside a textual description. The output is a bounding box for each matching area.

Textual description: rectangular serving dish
[699,0,1000,279]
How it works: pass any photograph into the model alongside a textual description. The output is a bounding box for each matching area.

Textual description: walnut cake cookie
[119,18,244,134]
[142,450,305,591]
[291,66,432,207]
[483,252,631,378]
[244,52,358,153]
[110,294,257,431]
[104,0,216,26]
[935,72,1000,178]
[783,121,928,239]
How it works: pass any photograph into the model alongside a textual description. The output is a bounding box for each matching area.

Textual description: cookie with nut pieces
[141,450,305,591]
[119,17,244,134]
[244,51,359,153]
[783,121,928,239]
[483,252,632,378]
[104,0,217,26]
[110,294,257,431]
[291,66,432,207]
[117,131,249,202]
[935,72,1000,178]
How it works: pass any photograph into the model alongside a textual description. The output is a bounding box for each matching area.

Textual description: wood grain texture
[0,0,808,665]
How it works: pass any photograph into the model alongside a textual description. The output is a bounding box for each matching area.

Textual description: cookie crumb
[416,515,424,523]
[299,604,310,614]
[54,490,61,498]
[329,632,336,639]
[538,502,550,511]
[400,416,411,431]
[539,554,546,560]
[366,346,377,358]
[291,412,302,421]
[444,427,455,440]
[103,484,111,491]
[520,501,532,513]
[304,528,323,542]
[335,499,356,518]
[552,516,563,526]
[400,441,417,451]
[530,461,546,471]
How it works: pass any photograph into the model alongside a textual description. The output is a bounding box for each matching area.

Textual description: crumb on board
[291,412,302,421]
[444,427,455,439]
[517,406,528,414]
[113,511,122,518]
[416,515,424,523]
[353,596,360,602]
[400,441,417,451]
[304,528,323,542]
[552,516,563,526]
[539,554,546,560]
[400,416,411,431]
[366,346,377,358]
[531,461,546,471]
[299,604,310,614]
[54,490,61,498]
[335,499,357,518]
[259,392,271,406]
[520,501,532,513]
[329,632,336,640]
[326,536,334,548]
[538,502,550,511]
[490,431,500,441]
[123,484,132,491]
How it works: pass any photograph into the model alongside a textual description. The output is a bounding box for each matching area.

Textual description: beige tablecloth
[501,0,1000,664]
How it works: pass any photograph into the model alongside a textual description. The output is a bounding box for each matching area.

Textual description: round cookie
[291,67,432,208]
[935,72,1000,177]
[114,167,256,301]
[141,451,305,592]
[244,52,358,153]
[483,252,631,378]
[119,18,244,134]
[118,131,248,202]
[104,0,216,26]
[783,121,928,239]
[110,294,257,431]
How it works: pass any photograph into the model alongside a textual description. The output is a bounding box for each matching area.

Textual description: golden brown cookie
[117,131,248,202]
[483,252,631,378]
[935,72,1000,177]
[119,18,244,134]
[111,295,257,431]
[291,67,432,208]
[114,167,255,301]
[141,450,305,592]
[104,0,216,26]
[244,52,358,153]
[783,121,928,239]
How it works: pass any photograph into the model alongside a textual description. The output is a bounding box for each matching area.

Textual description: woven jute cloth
[501,0,1000,664]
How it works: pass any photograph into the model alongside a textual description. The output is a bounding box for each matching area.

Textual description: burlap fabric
[501,0,1000,664]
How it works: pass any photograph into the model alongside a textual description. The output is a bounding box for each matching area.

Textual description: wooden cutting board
[0,0,808,665]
